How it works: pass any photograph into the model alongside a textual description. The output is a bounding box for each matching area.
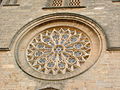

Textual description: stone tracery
[26,26,91,75]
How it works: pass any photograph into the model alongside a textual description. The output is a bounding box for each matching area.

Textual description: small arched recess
[39,87,59,90]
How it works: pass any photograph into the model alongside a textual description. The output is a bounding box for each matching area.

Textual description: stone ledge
[2,4,20,6]
[107,47,120,51]
[112,0,120,2]
[0,48,10,51]
[42,6,86,9]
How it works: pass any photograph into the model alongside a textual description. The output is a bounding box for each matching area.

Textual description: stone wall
[0,0,120,90]
[0,0,120,50]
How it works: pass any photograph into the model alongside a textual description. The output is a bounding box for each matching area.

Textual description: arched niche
[39,87,59,90]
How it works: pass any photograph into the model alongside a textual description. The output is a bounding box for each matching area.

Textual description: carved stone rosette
[14,13,104,80]
[26,26,91,75]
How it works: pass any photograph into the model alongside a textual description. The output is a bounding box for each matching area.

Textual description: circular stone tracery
[26,26,91,75]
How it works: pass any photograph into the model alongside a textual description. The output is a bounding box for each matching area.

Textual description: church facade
[0,0,120,90]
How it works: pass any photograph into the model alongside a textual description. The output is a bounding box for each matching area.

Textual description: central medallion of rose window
[26,26,91,75]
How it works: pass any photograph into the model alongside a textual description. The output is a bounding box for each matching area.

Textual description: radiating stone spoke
[38,58,46,64]
[65,48,83,52]
[34,51,52,61]
[74,51,82,57]
[47,52,55,61]
[36,42,52,48]
[74,43,83,49]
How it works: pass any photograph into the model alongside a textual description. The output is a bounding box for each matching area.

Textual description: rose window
[26,26,91,75]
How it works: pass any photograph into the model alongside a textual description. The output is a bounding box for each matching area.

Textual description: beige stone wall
[0,0,120,49]
[0,0,120,90]
[0,50,120,90]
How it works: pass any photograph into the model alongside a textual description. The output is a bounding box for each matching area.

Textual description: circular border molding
[14,13,105,81]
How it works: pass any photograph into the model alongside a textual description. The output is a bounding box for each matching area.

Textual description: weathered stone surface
[0,50,120,90]
[0,0,120,90]
[0,0,120,50]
